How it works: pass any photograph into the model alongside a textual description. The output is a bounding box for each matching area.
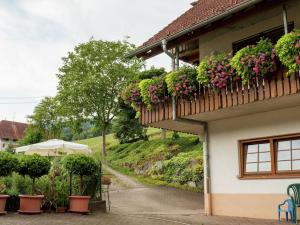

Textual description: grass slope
[77,128,203,191]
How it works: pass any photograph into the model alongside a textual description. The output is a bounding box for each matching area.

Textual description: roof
[0,120,28,141]
[133,0,263,57]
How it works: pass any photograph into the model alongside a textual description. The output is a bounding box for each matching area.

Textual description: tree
[21,96,63,144]
[19,126,43,146]
[5,142,15,154]
[57,39,142,161]
[112,100,147,144]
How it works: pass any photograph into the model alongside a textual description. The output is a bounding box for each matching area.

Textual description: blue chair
[278,198,296,223]
[288,184,300,223]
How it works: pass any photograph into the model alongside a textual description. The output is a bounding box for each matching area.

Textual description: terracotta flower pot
[69,196,90,213]
[18,195,44,214]
[0,195,8,215]
[56,206,67,213]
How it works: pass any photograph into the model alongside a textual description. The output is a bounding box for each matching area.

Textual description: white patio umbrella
[15,139,91,156]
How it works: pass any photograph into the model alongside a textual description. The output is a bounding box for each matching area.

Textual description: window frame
[238,133,300,179]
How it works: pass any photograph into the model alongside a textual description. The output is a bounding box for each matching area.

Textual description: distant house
[130,0,300,220]
[0,120,27,150]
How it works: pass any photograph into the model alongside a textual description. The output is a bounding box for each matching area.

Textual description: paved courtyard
[0,167,292,225]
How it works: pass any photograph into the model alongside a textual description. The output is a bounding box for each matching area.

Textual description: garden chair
[278,198,296,223]
[287,184,300,223]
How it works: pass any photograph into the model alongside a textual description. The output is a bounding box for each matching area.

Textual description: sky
[0,0,192,122]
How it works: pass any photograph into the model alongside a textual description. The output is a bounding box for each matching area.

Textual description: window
[239,134,300,179]
[232,22,294,53]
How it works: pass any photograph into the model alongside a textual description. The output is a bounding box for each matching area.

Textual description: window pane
[259,143,270,152]
[278,141,291,150]
[292,140,300,150]
[247,144,258,153]
[277,161,291,171]
[277,151,291,161]
[292,160,300,170]
[259,162,271,172]
[259,152,271,162]
[293,150,300,160]
[246,153,258,163]
[246,163,258,172]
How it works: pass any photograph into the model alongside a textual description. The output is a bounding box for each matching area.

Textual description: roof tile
[0,120,28,140]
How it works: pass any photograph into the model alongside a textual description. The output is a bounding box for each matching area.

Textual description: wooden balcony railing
[140,69,300,126]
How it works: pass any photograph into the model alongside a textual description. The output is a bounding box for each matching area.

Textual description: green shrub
[18,154,51,194]
[165,66,197,99]
[230,38,277,84]
[275,30,300,74]
[163,150,203,185]
[0,152,19,178]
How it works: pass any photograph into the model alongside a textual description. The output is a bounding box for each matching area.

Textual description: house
[129,0,300,220]
[0,120,27,151]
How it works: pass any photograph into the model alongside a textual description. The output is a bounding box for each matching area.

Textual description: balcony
[139,69,300,135]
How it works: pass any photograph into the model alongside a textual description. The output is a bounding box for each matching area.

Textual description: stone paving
[0,168,292,225]
[0,211,291,225]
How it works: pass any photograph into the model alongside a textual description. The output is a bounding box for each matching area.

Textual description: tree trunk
[161,129,166,139]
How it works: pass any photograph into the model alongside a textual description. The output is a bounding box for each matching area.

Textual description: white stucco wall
[199,0,300,59]
[209,105,300,194]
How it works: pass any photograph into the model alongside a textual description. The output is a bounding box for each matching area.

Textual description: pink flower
[253,66,259,75]
[296,56,300,65]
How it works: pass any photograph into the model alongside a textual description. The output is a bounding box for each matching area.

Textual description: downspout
[162,39,178,120]
[203,122,211,215]
[175,118,211,215]
[282,4,288,34]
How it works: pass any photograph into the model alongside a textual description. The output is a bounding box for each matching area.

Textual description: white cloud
[0,0,192,122]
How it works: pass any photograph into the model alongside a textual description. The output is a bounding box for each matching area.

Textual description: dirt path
[103,165,144,189]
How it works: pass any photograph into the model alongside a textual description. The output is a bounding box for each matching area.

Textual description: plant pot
[56,206,67,213]
[69,196,90,213]
[0,195,8,215]
[18,195,44,214]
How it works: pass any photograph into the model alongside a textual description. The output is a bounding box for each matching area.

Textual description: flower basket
[275,30,300,74]
[230,38,277,84]
[139,77,168,108]
[165,66,198,99]
[197,53,236,90]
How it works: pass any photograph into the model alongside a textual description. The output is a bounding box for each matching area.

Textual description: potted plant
[230,38,277,85]
[197,53,236,89]
[0,152,18,215]
[54,180,69,213]
[17,154,51,214]
[139,77,168,108]
[275,30,300,74]
[166,66,198,99]
[63,154,98,213]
